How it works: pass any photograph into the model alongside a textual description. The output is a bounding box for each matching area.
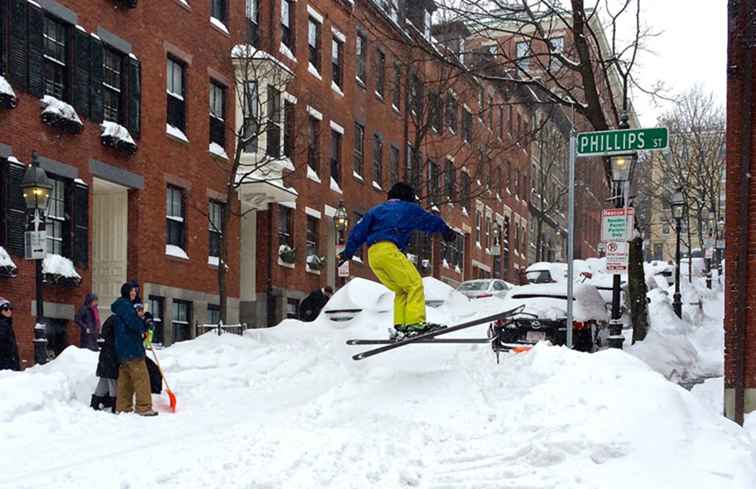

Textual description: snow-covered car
[456,279,513,299]
[525,261,593,284]
[496,283,610,352]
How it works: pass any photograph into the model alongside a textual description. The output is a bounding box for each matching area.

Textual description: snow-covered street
[1,279,754,489]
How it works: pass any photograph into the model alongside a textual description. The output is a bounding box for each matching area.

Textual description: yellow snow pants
[368,241,425,326]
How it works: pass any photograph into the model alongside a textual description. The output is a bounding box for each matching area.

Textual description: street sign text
[576,127,668,157]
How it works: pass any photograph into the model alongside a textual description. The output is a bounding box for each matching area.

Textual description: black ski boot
[90,395,104,411]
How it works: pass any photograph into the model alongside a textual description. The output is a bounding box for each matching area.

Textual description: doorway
[91,178,128,319]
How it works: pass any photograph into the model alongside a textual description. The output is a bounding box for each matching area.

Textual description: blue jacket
[343,199,452,258]
[112,297,146,362]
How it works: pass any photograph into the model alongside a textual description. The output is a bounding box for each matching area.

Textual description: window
[442,231,464,270]
[356,33,367,84]
[392,62,401,109]
[516,41,530,70]
[353,212,364,260]
[372,134,383,187]
[389,145,400,187]
[246,0,260,45]
[172,300,192,343]
[353,122,365,176]
[428,160,440,203]
[375,50,385,97]
[306,216,319,258]
[332,37,344,89]
[550,36,564,67]
[331,129,342,185]
[46,178,67,256]
[429,91,442,132]
[209,81,226,148]
[446,94,457,133]
[166,57,186,131]
[267,86,282,157]
[307,115,320,175]
[278,205,293,247]
[103,48,124,123]
[281,0,296,53]
[148,296,164,345]
[445,160,456,201]
[662,224,670,235]
[488,96,494,128]
[286,298,299,319]
[462,108,473,143]
[423,8,432,39]
[166,185,185,250]
[208,200,223,260]
[211,0,226,24]
[308,17,321,71]
[208,304,220,326]
[242,81,258,152]
[409,74,422,114]
[475,210,482,244]
[43,16,68,100]
[461,172,471,209]
[499,107,504,139]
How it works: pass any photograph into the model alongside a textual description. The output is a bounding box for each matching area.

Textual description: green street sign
[576,127,668,157]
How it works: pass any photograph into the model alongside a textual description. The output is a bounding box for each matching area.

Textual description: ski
[350,306,524,361]
[346,338,491,345]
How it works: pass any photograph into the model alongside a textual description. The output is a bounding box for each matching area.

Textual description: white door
[92,179,128,319]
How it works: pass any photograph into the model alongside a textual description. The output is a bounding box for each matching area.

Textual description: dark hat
[0,297,12,310]
[120,282,136,298]
[323,286,334,295]
[387,182,416,203]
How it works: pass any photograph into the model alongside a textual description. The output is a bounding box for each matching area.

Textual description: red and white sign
[605,241,629,273]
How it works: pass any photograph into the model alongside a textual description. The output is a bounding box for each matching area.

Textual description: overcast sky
[631,1,726,126]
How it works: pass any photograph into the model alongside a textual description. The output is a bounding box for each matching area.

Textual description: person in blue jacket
[112,282,157,416]
[337,182,455,336]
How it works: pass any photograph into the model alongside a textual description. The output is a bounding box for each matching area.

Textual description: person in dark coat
[91,313,118,411]
[112,282,157,416]
[75,293,100,351]
[299,286,333,322]
[0,298,20,371]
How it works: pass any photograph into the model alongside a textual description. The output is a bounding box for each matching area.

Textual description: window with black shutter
[446,93,457,133]
[2,160,26,257]
[72,27,91,118]
[307,114,320,176]
[372,134,383,187]
[266,85,281,157]
[375,49,385,98]
[429,160,440,204]
[307,17,320,72]
[463,108,473,143]
[305,216,319,258]
[330,129,342,185]
[331,37,343,90]
[389,145,400,187]
[43,16,68,100]
[166,57,185,132]
[103,47,123,123]
[208,200,223,260]
[278,205,293,248]
[445,159,456,201]
[392,62,401,110]
[353,122,364,177]
[281,0,295,54]
[246,0,260,46]
[209,81,226,148]
[283,99,295,159]
[46,177,68,256]
[211,0,226,24]
[73,181,88,266]
[356,33,367,84]
[166,185,185,250]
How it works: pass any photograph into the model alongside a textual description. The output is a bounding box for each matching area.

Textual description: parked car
[494,283,610,352]
[456,279,513,299]
[525,261,593,284]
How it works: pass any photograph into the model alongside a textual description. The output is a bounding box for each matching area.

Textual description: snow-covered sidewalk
[1,281,755,489]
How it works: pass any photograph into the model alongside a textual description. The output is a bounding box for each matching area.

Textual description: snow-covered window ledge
[0,247,17,278]
[40,96,83,134]
[331,81,344,97]
[210,17,230,36]
[0,75,18,109]
[306,166,322,183]
[42,254,81,287]
[305,266,321,275]
[277,258,295,269]
[101,121,137,154]
[209,142,229,160]
[166,245,190,260]
[166,124,189,143]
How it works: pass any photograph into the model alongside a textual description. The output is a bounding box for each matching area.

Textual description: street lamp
[706,208,716,289]
[334,201,349,287]
[717,218,725,281]
[671,188,685,319]
[607,153,634,350]
[21,152,52,365]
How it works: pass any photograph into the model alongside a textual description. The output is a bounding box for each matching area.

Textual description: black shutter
[7,0,28,90]
[72,182,88,266]
[127,56,141,136]
[26,2,44,97]
[90,36,104,123]
[73,28,91,118]
[5,161,26,257]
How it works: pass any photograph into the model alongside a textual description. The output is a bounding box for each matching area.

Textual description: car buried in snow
[455,279,514,300]
[492,283,610,352]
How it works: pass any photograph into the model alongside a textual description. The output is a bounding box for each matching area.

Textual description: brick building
[725,0,755,421]
[0,0,243,365]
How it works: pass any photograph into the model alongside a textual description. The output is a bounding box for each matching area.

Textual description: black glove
[442,227,456,243]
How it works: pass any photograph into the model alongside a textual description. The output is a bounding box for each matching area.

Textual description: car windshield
[458,281,490,291]
[526,270,552,283]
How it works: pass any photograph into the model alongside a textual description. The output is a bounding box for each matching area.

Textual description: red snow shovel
[150,348,177,412]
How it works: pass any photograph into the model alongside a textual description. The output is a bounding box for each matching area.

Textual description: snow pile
[1,319,755,488]
[0,246,16,276]
[42,254,81,283]
[0,75,17,108]
[100,121,137,153]
[504,283,609,322]
[40,95,83,133]
[422,276,470,310]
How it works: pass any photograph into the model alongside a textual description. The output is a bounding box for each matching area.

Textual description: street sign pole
[566,130,576,349]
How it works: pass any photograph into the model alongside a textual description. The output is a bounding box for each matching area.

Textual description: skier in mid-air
[337,182,456,337]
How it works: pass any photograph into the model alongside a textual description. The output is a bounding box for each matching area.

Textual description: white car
[456,279,513,299]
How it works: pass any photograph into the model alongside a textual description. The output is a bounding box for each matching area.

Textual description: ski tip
[352,353,367,361]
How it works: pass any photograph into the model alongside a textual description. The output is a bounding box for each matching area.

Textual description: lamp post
[716,218,725,282]
[21,152,52,365]
[671,188,685,319]
[706,208,716,289]
[334,201,349,288]
[606,153,634,349]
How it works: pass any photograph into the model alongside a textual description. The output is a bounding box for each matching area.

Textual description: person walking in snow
[75,293,100,351]
[112,283,157,416]
[299,286,333,322]
[0,298,21,371]
[91,311,118,411]
[336,182,455,336]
